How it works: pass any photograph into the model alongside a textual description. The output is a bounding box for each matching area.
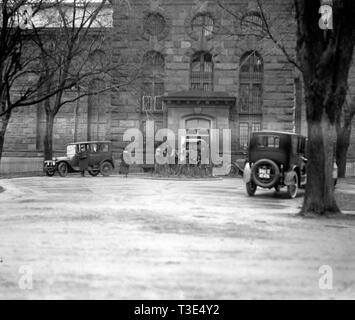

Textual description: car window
[99,143,109,152]
[79,144,88,152]
[90,144,98,153]
[67,145,76,157]
[256,135,280,148]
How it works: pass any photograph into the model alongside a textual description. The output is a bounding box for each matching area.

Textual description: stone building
[2,0,355,174]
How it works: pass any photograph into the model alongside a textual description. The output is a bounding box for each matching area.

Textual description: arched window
[143,50,165,72]
[190,51,213,91]
[241,12,265,37]
[191,13,214,38]
[88,79,107,141]
[239,51,263,149]
[142,51,165,112]
[144,12,166,37]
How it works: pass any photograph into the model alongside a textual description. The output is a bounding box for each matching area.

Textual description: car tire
[100,161,113,177]
[251,159,280,188]
[246,181,257,196]
[88,169,100,177]
[58,162,68,177]
[45,169,56,177]
[287,173,298,199]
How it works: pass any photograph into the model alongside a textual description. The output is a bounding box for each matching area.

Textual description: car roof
[252,130,306,138]
[68,141,112,145]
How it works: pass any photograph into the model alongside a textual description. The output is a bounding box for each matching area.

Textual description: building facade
[2,0,355,172]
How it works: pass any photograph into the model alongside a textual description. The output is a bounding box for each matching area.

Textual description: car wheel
[58,162,68,177]
[251,159,280,188]
[45,169,56,177]
[88,169,100,177]
[287,173,298,199]
[274,185,280,192]
[246,181,257,196]
[100,161,113,177]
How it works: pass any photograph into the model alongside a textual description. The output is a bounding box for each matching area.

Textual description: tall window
[142,51,165,112]
[88,79,107,141]
[190,52,213,91]
[239,51,263,149]
[239,119,262,150]
[191,14,214,38]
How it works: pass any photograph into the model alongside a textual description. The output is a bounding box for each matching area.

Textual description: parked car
[243,131,338,198]
[43,141,115,177]
[243,131,307,198]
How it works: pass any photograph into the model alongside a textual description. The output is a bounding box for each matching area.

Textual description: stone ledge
[0,157,43,175]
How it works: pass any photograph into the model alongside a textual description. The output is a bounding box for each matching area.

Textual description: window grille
[239,115,262,150]
[142,81,164,112]
[239,122,250,150]
[143,51,165,71]
[88,79,107,141]
[190,52,213,91]
[241,12,265,37]
[142,51,165,112]
[239,51,263,115]
[192,14,214,38]
[144,13,166,36]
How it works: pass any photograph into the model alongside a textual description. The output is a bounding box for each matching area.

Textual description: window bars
[190,52,213,91]
[192,14,214,38]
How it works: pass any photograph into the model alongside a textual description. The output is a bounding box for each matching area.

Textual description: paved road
[0,176,354,299]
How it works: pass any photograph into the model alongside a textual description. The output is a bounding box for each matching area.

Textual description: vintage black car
[243,131,307,198]
[43,141,114,177]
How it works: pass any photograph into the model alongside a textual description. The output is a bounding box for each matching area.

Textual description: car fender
[243,162,252,183]
[284,170,297,186]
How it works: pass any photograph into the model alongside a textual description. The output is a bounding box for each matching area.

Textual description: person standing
[119,150,130,177]
[78,144,89,177]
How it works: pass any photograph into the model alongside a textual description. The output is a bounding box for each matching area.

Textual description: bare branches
[216,0,300,70]
[0,0,114,117]
[256,0,300,71]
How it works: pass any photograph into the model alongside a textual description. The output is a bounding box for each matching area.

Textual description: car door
[70,144,80,170]
[88,143,100,169]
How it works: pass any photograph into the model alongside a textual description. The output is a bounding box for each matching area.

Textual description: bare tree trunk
[0,111,11,164]
[43,111,55,160]
[301,112,340,216]
[336,126,351,178]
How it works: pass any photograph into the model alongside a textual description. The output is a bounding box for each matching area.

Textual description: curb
[142,176,223,181]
